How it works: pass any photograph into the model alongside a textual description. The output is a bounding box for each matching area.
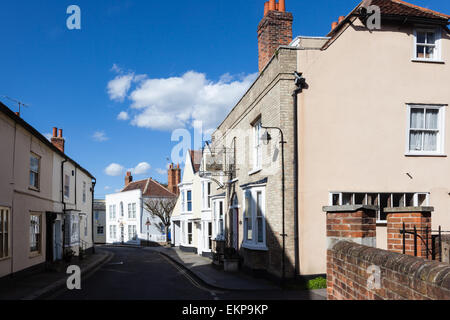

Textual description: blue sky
[0,0,448,198]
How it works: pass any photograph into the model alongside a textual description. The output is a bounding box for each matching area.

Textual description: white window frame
[29,153,40,190]
[413,27,442,62]
[253,119,263,171]
[186,190,193,213]
[406,104,446,156]
[82,182,87,203]
[242,187,267,250]
[30,212,42,255]
[64,174,70,199]
[0,207,10,259]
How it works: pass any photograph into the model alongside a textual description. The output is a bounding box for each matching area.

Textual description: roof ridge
[148,178,176,196]
[143,178,151,194]
[391,0,450,19]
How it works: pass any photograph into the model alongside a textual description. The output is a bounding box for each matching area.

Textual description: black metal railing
[400,223,450,261]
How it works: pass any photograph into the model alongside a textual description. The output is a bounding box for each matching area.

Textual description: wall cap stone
[323,205,379,213]
[384,206,434,213]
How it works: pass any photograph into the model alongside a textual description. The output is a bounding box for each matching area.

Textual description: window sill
[29,252,42,259]
[248,168,262,176]
[28,187,40,192]
[411,59,445,64]
[405,153,447,157]
[0,256,11,262]
[242,243,269,251]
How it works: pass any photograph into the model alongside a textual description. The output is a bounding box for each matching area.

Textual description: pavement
[147,246,327,299]
[0,248,113,300]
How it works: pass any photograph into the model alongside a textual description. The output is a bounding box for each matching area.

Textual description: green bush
[307,277,327,290]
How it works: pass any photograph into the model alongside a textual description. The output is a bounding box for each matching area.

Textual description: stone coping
[384,206,434,213]
[322,205,379,213]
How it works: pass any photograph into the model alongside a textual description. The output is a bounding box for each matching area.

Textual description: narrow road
[50,247,324,300]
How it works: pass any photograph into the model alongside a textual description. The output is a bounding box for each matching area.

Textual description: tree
[144,198,177,244]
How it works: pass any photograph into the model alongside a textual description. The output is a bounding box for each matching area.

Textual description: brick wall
[257,10,293,72]
[328,241,450,300]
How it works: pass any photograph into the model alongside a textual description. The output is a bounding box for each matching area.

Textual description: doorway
[54,220,62,261]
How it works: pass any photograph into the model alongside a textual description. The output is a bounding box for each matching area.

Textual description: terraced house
[200,0,450,281]
[0,102,95,279]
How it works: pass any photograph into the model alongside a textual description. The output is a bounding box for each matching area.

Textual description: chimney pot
[338,16,345,24]
[264,2,269,16]
[269,0,276,11]
[125,172,133,187]
[53,127,57,138]
[279,0,286,12]
[331,21,338,30]
[58,129,63,138]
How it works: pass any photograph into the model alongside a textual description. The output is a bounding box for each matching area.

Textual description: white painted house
[105,170,179,245]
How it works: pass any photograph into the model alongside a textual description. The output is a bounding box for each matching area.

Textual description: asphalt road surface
[49,246,324,300]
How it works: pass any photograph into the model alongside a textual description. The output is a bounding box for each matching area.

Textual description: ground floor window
[110,225,117,239]
[243,187,266,248]
[0,208,10,259]
[330,192,430,222]
[30,213,42,254]
[213,199,225,240]
[97,226,104,234]
[128,225,137,241]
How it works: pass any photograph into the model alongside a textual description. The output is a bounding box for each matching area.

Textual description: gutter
[61,158,68,252]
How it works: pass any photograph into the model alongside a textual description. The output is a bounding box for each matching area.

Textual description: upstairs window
[253,119,262,170]
[128,203,136,219]
[187,190,192,212]
[414,28,441,61]
[64,174,70,198]
[407,105,445,155]
[30,154,40,190]
[82,182,87,203]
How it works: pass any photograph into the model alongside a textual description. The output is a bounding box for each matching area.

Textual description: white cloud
[106,70,257,132]
[111,63,122,73]
[155,168,166,175]
[104,186,111,190]
[92,131,109,142]
[107,74,134,101]
[129,162,151,175]
[104,163,125,176]
[117,111,129,121]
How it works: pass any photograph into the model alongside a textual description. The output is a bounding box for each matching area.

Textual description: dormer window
[414,28,442,62]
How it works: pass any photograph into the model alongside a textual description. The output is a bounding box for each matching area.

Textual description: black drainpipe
[293,72,306,278]
[61,159,68,252]
[91,178,96,254]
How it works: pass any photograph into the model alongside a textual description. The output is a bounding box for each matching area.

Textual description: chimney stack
[258,0,293,72]
[168,163,181,195]
[51,127,65,153]
[125,171,133,187]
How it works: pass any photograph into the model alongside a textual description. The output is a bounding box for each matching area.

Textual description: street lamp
[260,124,287,288]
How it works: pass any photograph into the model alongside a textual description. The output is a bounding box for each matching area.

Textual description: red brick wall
[257,10,293,72]
[328,241,450,300]
[386,210,432,258]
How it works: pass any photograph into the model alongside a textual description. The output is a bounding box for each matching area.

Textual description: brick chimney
[168,163,181,195]
[51,127,65,153]
[257,0,293,72]
[125,171,133,187]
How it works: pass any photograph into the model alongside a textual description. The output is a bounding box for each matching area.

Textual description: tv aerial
[1,96,31,116]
